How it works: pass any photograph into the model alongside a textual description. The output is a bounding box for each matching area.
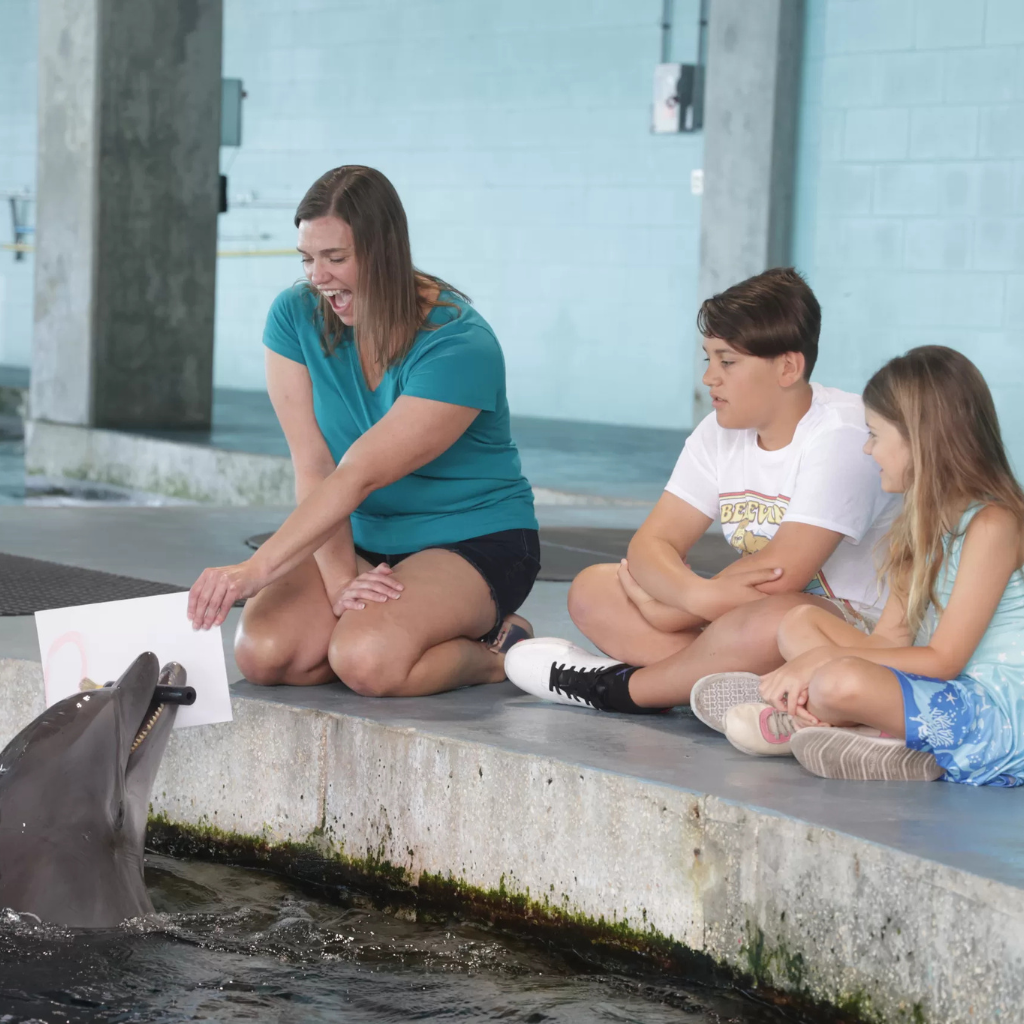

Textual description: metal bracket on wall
[4,192,33,262]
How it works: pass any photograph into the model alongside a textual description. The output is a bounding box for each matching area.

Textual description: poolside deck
[1,502,1021,1022]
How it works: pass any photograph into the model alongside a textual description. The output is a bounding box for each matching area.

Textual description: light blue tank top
[921,504,1024,707]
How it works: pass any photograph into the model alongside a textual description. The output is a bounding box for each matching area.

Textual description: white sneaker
[689,672,765,733]
[504,638,625,709]
[723,702,799,756]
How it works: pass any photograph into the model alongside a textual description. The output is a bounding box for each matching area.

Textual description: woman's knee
[567,563,619,631]
[234,629,295,686]
[328,630,414,697]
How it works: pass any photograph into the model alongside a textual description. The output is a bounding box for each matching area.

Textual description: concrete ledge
[2,655,1020,1023]
[23,419,654,507]
[25,418,296,505]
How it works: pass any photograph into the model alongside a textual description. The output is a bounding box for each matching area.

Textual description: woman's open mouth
[320,288,353,317]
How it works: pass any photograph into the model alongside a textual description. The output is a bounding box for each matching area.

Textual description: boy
[506,268,897,746]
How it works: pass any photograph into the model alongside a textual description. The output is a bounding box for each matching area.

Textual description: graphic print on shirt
[719,490,833,600]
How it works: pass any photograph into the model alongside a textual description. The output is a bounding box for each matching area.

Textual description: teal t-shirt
[263,284,537,552]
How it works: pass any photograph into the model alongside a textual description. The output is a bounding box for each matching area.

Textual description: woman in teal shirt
[188,166,539,696]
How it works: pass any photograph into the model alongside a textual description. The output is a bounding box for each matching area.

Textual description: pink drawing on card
[43,630,89,704]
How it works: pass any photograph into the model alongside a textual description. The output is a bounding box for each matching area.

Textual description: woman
[188,166,539,697]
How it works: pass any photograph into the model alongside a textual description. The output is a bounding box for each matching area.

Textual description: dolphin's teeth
[130,704,165,754]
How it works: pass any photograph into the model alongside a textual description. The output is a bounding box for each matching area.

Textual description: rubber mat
[244,527,737,582]
[0,552,185,616]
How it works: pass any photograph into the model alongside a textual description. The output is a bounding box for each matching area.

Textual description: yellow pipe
[2,243,296,258]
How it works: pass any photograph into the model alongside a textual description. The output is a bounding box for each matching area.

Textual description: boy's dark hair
[696,267,821,379]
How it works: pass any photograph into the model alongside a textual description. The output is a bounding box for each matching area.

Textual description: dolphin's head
[0,652,183,927]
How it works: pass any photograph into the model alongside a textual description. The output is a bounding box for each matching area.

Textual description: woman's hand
[188,561,267,630]
[759,647,835,725]
[332,563,404,615]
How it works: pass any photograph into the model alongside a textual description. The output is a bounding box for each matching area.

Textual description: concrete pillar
[32,0,222,430]
[693,0,804,422]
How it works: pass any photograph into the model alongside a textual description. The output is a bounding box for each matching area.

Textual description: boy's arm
[626,492,788,624]
[713,520,843,592]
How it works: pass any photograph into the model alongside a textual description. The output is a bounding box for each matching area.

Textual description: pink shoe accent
[758,706,793,745]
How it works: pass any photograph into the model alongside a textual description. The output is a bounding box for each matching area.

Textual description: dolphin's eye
[114,801,125,829]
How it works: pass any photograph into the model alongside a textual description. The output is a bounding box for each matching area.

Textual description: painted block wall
[216,0,705,428]
[0,0,704,430]
[793,0,1024,468]
[0,0,37,369]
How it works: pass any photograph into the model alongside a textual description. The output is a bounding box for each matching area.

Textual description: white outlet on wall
[691,169,704,195]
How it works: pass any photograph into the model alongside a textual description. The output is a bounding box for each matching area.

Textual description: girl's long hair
[864,345,1024,635]
[294,166,467,368]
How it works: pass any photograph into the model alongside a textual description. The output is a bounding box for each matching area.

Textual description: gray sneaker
[791,728,944,781]
[689,672,765,733]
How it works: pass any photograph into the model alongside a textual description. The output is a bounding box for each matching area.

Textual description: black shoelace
[547,661,621,708]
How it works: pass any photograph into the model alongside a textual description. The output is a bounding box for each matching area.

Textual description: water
[0,856,810,1024]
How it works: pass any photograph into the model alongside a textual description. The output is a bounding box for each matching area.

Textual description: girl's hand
[759,648,834,725]
[332,563,404,614]
[188,562,266,630]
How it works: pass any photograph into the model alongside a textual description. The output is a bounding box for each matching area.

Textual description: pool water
[0,855,812,1023]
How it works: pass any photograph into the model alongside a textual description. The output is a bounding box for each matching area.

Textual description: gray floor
[1,504,1022,896]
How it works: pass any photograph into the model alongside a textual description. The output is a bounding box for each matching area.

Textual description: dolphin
[0,652,191,927]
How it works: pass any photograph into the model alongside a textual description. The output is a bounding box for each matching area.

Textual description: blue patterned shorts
[891,669,1024,788]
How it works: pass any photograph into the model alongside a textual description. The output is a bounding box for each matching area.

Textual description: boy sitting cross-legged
[506,268,898,739]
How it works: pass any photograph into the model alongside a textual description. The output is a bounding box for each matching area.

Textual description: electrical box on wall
[652,62,704,133]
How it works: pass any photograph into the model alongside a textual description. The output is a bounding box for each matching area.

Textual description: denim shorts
[354,528,541,643]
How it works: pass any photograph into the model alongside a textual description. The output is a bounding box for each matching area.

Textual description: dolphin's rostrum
[0,653,191,927]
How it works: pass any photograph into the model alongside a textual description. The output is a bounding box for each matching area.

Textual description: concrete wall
[793,0,1024,468]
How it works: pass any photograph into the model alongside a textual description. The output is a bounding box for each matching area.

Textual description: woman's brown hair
[294,165,467,368]
[864,345,1024,635]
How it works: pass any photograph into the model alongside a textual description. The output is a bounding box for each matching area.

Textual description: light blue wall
[0,0,704,429]
[793,0,1024,467]
[216,0,705,428]
[0,0,37,369]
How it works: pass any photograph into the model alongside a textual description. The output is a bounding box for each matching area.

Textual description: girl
[721,345,1024,785]
[187,166,539,696]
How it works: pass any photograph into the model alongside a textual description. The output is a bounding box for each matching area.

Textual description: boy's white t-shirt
[666,383,898,617]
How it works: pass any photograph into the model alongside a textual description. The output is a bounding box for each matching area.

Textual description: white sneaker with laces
[503,638,624,709]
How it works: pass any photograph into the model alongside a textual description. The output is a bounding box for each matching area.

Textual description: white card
[34,591,232,729]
